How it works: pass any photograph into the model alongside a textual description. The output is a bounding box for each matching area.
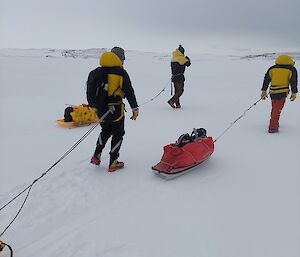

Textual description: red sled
[152,129,214,179]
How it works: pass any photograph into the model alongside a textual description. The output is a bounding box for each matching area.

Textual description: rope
[0,123,99,237]
[0,186,32,238]
[213,98,262,143]
[0,78,170,237]
[0,123,98,211]
[125,78,171,111]
[0,72,261,246]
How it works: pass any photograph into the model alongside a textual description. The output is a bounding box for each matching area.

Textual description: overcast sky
[0,0,299,53]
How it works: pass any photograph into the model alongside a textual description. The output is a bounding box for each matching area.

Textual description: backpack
[64,106,74,122]
[86,67,109,110]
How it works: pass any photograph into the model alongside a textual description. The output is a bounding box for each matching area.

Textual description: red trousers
[269,99,286,130]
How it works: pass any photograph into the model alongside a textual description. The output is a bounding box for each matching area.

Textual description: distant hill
[240,52,300,61]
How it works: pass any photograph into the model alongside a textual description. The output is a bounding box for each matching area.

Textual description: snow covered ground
[0,48,299,257]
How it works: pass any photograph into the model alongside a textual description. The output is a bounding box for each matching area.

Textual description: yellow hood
[275,54,294,65]
[99,52,123,67]
[171,49,188,65]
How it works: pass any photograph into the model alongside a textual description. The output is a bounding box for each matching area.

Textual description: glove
[185,56,191,67]
[130,108,139,120]
[261,90,268,100]
[290,93,297,101]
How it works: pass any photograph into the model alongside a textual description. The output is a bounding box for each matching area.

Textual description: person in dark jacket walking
[89,47,139,171]
[261,54,298,133]
[168,45,191,108]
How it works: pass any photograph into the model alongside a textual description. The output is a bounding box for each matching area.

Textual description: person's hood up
[99,52,123,67]
[172,49,187,65]
[275,54,294,66]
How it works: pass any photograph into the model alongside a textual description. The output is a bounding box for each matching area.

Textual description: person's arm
[290,66,298,93]
[260,67,272,99]
[262,67,271,91]
[122,69,139,120]
[185,56,191,67]
[122,70,138,109]
[289,66,298,101]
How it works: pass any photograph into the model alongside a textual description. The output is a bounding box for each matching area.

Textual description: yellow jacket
[262,54,298,95]
[171,49,189,65]
[94,52,138,122]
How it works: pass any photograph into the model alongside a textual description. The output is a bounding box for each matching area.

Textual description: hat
[178,45,185,54]
[111,46,125,62]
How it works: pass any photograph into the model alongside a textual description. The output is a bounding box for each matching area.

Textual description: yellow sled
[55,119,98,128]
[56,104,99,128]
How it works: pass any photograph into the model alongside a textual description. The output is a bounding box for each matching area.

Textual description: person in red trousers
[261,54,298,133]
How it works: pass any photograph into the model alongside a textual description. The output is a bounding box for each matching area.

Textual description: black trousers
[94,105,125,165]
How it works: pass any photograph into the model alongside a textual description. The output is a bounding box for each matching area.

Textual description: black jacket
[171,56,191,83]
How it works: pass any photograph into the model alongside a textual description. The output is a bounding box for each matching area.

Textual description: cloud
[0,0,299,52]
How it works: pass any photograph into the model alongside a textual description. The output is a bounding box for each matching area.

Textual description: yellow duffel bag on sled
[56,104,99,128]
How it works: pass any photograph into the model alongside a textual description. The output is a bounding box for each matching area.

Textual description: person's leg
[91,122,112,165]
[174,82,184,108]
[269,98,286,132]
[109,118,125,166]
[168,82,177,108]
[168,82,184,108]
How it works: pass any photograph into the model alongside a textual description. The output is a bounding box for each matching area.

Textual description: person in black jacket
[168,45,191,108]
[89,47,139,172]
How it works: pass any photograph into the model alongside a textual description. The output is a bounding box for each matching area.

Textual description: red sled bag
[152,128,214,179]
